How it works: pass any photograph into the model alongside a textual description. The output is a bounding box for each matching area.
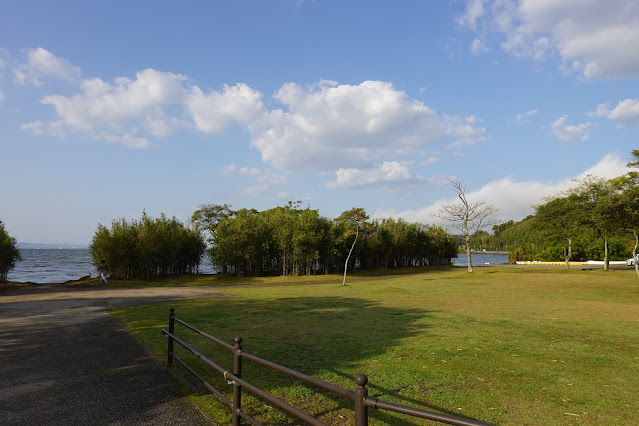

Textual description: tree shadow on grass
[165,296,479,424]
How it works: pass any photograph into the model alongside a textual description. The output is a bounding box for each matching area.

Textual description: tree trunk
[565,237,572,269]
[603,238,609,271]
[464,217,472,273]
[343,225,359,286]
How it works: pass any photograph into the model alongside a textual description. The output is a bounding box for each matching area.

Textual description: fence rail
[162,307,492,426]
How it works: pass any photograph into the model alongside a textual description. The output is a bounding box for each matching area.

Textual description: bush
[508,248,523,264]
[0,220,22,282]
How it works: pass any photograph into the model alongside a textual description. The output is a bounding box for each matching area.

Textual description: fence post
[354,373,368,426]
[167,307,175,367]
[232,336,243,426]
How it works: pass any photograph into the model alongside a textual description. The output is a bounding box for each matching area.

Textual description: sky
[1,0,638,246]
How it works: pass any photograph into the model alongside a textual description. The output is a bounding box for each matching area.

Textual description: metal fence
[162,307,492,426]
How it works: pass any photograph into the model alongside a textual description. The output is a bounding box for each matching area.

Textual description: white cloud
[328,161,413,189]
[0,91,4,102]
[220,164,236,175]
[551,115,590,141]
[458,0,639,78]
[186,83,264,133]
[13,48,81,86]
[98,132,151,149]
[514,108,537,123]
[221,164,287,184]
[36,68,188,141]
[420,156,440,166]
[238,166,287,184]
[457,0,487,30]
[470,38,489,54]
[21,121,45,134]
[592,99,639,127]
[20,52,486,159]
[249,80,485,171]
[374,152,630,228]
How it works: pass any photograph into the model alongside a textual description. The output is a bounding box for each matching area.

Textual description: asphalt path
[0,285,236,426]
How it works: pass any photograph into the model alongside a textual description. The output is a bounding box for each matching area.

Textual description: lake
[451,252,509,267]
[7,249,509,284]
[7,248,216,284]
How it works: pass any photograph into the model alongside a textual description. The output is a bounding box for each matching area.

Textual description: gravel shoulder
[0,285,234,425]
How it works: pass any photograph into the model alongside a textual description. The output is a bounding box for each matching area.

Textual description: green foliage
[89,212,205,279]
[0,220,22,282]
[205,203,457,277]
[482,152,639,265]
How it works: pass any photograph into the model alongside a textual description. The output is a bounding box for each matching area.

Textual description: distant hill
[17,242,87,249]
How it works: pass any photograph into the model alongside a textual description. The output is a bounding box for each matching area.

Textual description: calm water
[452,252,509,267]
[7,248,216,284]
[8,249,509,284]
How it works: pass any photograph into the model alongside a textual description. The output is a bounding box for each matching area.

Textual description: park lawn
[111,267,639,425]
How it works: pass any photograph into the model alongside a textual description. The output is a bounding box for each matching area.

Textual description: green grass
[111,267,639,425]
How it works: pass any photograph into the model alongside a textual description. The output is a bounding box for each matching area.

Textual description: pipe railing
[162,307,492,426]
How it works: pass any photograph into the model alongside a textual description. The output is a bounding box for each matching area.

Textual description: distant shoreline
[17,243,87,249]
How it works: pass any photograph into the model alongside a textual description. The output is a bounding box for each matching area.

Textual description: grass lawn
[111,267,639,425]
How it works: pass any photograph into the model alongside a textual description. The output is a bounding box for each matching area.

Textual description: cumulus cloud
[19,50,486,160]
[592,99,639,127]
[186,83,264,133]
[457,0,639,78]
[40,69,187,137]
[14,47,81,86]
[551,115,591,141]
[374,152,630,227]
[327,161,413,189]
[249,80,485,171]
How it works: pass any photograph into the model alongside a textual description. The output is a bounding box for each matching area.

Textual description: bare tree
[435,180,499,272]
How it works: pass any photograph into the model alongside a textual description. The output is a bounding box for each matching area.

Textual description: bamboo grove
[90,213,206,279]
[193,203,458,277]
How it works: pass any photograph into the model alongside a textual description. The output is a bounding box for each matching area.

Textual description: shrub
[0,220,22,282]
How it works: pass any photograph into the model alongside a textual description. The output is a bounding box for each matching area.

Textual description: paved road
[0,285,235,426]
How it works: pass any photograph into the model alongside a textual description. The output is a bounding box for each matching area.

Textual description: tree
[336,208,369,285]
[0,220,22,282]
[571,176,618,271]
[616,150,639,278]
[436,180,499,272]
[534,194,584,268]
[191,203,235,244]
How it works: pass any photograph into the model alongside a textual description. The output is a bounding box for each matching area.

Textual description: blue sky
[1,0,637,245]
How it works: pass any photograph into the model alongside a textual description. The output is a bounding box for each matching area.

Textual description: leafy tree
[0,220,21,282]
[436,180,498,272]
[336,208,369,285]
[571,176,618,271]
[534,194,585,268]
[191,203,235,244]
[615,150,639,278]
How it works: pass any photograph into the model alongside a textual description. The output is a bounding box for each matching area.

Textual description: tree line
[475,150,639,273]
[192,202,457,277]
